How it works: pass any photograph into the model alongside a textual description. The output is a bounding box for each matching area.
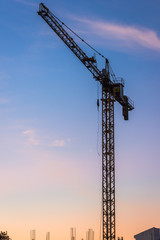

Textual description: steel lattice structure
[102,88,115,240]
[38,4,134,240]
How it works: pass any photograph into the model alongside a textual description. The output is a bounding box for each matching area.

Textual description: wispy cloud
[22,128,71,148]
[0,98,9,104]
[0,70,11,82]
[50,138,71,147]
[13,0,37,7]
[23,129,40,146]
[72,17,160,51]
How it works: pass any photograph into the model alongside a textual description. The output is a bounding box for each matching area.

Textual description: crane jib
[38,3,134,119]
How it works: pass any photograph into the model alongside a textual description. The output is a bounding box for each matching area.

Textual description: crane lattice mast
[38,4,134,240]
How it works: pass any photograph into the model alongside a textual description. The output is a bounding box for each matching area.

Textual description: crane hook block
[97,99,100,109]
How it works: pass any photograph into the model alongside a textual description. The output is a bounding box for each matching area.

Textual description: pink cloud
[73,17,160,51]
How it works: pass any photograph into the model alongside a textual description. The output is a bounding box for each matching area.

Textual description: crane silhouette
[38,3,134,240]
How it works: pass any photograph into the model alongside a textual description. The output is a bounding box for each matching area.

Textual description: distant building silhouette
[30,230,36,240]
[118,237,123,240]
[86,229,94,240]
[134,227,160,240]
[70,228,76,240]
[0,232,10,240]
[46,232,50,240]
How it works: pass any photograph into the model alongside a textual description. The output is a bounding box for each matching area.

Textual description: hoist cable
[97,82,100,157]
[50,11,107,60]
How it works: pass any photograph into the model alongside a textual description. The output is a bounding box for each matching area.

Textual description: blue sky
[0,1,160,240]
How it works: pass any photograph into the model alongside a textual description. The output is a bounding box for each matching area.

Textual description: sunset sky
[0,1,160,240]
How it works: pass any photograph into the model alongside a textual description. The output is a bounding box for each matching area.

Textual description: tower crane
[38,3,134,240]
